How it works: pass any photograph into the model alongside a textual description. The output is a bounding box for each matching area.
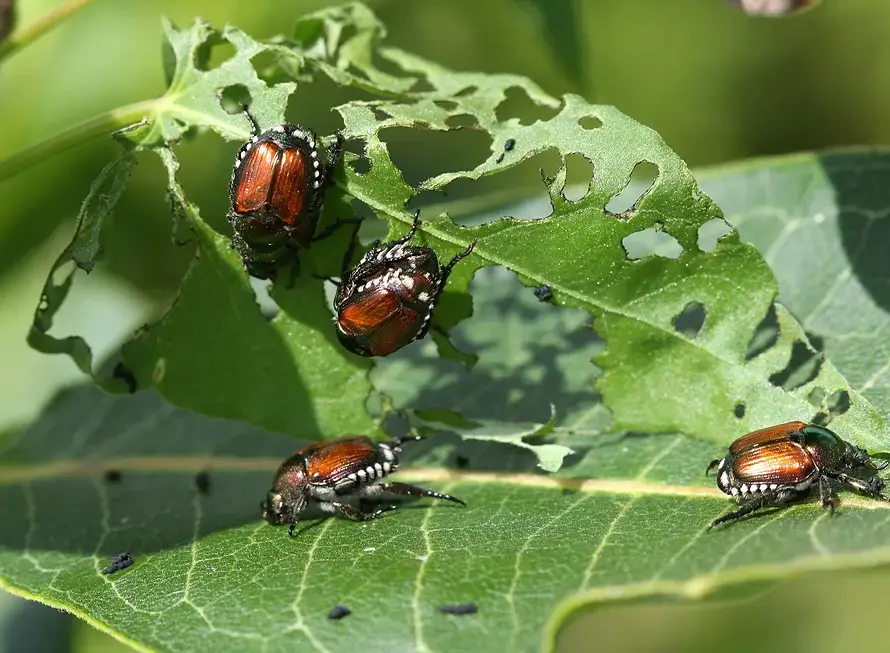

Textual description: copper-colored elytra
[268,147,308,225]
[368,309,421,357]
[339,291,403,332]
[233,142,309,226]
[729,420,807,454]
[301,437,380,481]
[733,439,815,484]
[233,142,278,215]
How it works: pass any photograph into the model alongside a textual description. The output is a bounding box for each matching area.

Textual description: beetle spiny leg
[378,481,466,507]
[393,210,422,246]
[241,105,261,137]
[389,433,423,449]
[818,476,839,514]
[328,501,398,522]
[705,459,721,476]
[441,239,477,277]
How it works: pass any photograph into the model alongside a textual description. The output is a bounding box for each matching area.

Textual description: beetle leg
[323,501,399,522]
[440,240,478,279]
[389,433,423,449]
[391,210,422,246]
[312,217,363,243]
[834,472,889,500]
[241,105,261,137]
[818,476,839,513]
[705,459,721,476]
[377,482,466,507]
[709,489,796,530]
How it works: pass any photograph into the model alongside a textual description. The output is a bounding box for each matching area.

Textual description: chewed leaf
[3,385,890,653]
[421,404,573,472]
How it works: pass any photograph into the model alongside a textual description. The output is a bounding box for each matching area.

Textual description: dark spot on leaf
[102,552,133,575]
[194,31,235,72]
[504,138,516,151]
[435,99,458,111]
[495,87,559,126]
[373,107,391,121]
[445,113,478,129]
[495,153,505,164]
[734,403,746,419]
[438,603,478,615]
[745,304,779,361]
[0,0,15,44]
[579,115,603,130]
[827,389,851,418]
[195,471,211,495]
[328,605,351,620]
[454,85,478,98]
[534,284,553,302]
[104,470,122,484]
[622,227,682,261]
[768,340,823,391]
[563,153,594,202]
[219,85,252,115]
[455,455,470,468]
[605,161,658,216]
[673,301,706,338]
[698,218,733,253]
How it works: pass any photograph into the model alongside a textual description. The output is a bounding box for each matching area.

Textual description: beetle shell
[335,244,443,357]
[719,439,816,495]
[301,436,400,496]
[230,125,320,233]
[728,420,806,453]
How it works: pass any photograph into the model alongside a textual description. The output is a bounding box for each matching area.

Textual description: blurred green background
[2,0,889,651]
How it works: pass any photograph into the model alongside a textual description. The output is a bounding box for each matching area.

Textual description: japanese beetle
[227,108,343,280]
[707,421,890,529]
[333,210,476,357]
[261,434,465,536]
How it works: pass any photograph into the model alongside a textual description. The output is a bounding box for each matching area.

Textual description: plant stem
[0,0,99,62]
[0,99,158,183]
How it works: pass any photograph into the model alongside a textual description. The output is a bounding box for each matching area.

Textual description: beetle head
[845,443,890,471]
[261,460,309,525]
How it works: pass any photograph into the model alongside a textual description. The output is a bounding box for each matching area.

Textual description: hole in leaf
[374,107,391,121]
[194,32,235,72]
[605,161,658,216]
[380,126,493,188]
[445,113,478,129]
[409,148,562,221]
[348,199,389,245]
[220,85,252,114]
[768,340,823,391]
[734,403,746,418]
[250,51,287,86]
[349,156,371,175]
[495,86,560,126]
[563,153,594,202]
[408,76,435,93]
[454,86,478,98]
[745,304,779,361]
[827,389,851,418]
[673,301,706,338]
[698,218,733,252]
[622,227,682,260]
[435,100,458,111]
[580,115,603,130]
[808,386,826,408]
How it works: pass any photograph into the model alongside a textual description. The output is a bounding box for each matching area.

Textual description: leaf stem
[0,0,98,62]
[0,99,158,182]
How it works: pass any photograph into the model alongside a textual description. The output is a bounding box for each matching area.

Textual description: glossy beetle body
[228,109,343,280]
[262,435,465,536]
[707,421,889,529]
[333,211,476,357]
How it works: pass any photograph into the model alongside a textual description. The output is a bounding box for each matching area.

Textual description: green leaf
[24,4,888,469]
[4,382,890,653]
[701,149,890,433]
